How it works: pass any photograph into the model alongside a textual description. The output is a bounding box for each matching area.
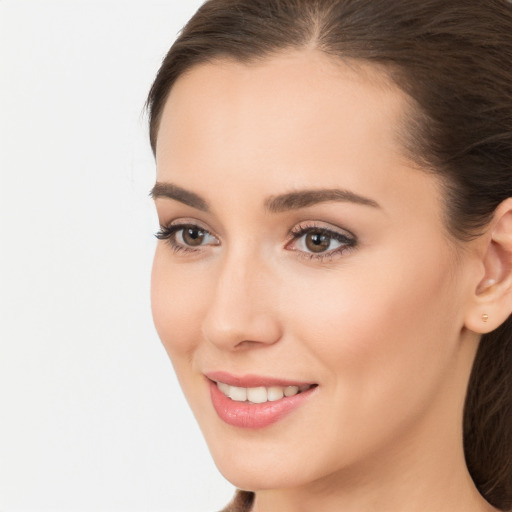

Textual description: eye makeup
[285,221,357,262]
[155,222,219,254]
[155,218,357,262]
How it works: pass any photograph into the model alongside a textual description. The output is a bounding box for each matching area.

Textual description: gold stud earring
[482,313,489,322]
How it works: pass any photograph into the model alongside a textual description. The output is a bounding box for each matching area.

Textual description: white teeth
[228,385,247,402]
[216,381,307,403]
[267,386,284,401]
[247,386,267,404]
[217,381,230,395]
[284,385,299,397]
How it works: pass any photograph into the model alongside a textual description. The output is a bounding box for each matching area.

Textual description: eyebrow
[264,188,380,212]
[150,182,380,213]
[150,182,210,211]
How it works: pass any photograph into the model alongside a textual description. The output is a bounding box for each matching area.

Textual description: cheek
[150,248,206,361]
[285,244,462,410]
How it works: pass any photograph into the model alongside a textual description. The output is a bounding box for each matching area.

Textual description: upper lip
[205,371,316,388]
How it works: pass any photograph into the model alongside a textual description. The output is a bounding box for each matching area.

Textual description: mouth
[214,380,314,404]
[205,372,318,428]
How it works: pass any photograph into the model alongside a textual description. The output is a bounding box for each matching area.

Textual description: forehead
[154,51,443,224]
[156,50,409,165]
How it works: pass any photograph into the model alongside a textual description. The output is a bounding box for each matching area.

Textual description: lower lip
[208,380,317,429]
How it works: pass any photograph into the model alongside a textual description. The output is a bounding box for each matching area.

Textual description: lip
[205,370,314,388]
[206,372,318,429]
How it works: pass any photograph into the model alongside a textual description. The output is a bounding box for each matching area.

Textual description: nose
[201,250,282,351]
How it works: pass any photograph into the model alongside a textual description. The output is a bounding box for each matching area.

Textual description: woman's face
[151,51,479,491]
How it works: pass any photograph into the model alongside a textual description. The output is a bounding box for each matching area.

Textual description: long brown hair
[146,1,512,509]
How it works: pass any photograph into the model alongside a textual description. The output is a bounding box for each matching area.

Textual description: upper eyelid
[164,223,217,238]
[165,217,211,228]
[289,221,356,239]
[160,218,218,236]
[158,219,356,245]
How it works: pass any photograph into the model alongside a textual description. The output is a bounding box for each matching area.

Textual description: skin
[151,51,504,511]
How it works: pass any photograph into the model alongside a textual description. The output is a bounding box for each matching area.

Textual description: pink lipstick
[206,372,317,429]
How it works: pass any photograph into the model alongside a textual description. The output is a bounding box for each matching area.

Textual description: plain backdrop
[0,1,235,510]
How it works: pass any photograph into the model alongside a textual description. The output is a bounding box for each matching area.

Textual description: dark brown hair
[146,1,512,509]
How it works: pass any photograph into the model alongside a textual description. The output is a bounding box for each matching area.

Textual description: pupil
[306,232,330,253]
[183,227,204,246]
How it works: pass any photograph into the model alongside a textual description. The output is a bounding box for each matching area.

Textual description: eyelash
[155,223,216,255]
[154,222,357,261]
[286,222,357,261]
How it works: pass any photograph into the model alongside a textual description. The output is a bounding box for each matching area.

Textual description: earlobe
[465,198,512,334]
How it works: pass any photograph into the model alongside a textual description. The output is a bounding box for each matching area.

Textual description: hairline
[150,48,402,154]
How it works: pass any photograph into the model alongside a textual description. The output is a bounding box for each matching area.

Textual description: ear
[465,198,512,334]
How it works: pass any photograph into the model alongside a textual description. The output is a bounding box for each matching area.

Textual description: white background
[0,1,234,510]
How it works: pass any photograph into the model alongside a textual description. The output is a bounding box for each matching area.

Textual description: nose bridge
[202,242,281,349]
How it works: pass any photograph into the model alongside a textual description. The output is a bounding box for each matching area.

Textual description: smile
[206,372,318,428]
[216,381,313,404]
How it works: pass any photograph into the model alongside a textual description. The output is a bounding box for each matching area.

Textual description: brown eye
[155,222,219,252]
[305,231,331,253]
[287,224,356,259]
[182,226,206,246]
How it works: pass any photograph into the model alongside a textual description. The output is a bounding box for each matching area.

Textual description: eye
[177,226,211,246]
[155,223,219,252]
[301,231,339,253]
[286,223,356,260]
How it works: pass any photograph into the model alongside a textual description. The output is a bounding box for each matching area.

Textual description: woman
[147,0,512,510]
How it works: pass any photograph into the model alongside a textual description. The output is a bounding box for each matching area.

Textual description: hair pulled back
[146,1,512,509]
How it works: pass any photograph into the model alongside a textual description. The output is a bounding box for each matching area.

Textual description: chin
[199,421,338,493]
[213,454,314,492]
